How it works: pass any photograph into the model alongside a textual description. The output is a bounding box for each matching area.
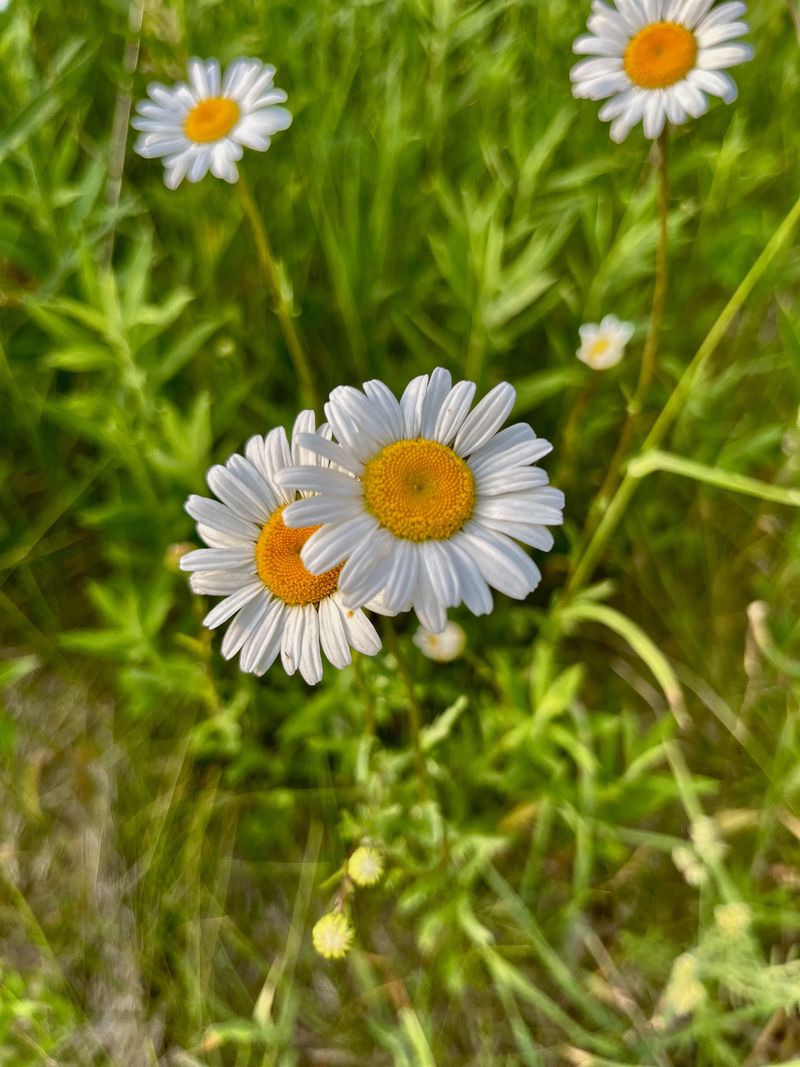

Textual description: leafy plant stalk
[238,175,318,410]
[566,189,800,597]
[574,128,670,559]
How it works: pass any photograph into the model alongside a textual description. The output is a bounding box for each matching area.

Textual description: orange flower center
[624,22,697,90]
[362,439,475,542]
[255,506,342,606]
[183,97,240,143]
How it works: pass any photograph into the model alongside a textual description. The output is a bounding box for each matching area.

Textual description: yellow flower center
[362,439,475,542]
[255,506,342,606]
[183,97,240,143]
[589,338,611,361]
[624,22,697,90]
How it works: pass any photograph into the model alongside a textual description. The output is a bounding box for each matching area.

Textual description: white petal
[291,432,364,474]
[687,67,737,102]
[432,381,476,445]
[291,410,317,465]
[203,582,265,629]
[468,424,553,478]
[180,547,255,572]
[283,494,362,527]
[185,495,260,540]
[419,541,460,608]
[400,374,429,438]
[221,595,271,660]
[190,569,254,595]
[444,541,494,617]
[280,605,305,677]
[300,514,379,574]
[196,523,250,548]
[207,463,271,524]
[338,536,394,607]
[697,42,753,69]
[642,91,667,139]
[299,605,323,685]
[453,382,515,456]
[456,525,541,600]
[336,596,382,656]
[476,516,556,552]
[419,367,453,439]
[363,380,405,439]
[474,467,549,495]
[382,540,420,614]
[318,597,352,669]
[277,466,361,496]
[411,580,448,634]
[695,19,748,46]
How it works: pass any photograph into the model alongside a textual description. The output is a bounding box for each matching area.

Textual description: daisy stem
[385,620,428,796]
[572,129,670,560]
[565,188,800,599]
[237,176,318,411]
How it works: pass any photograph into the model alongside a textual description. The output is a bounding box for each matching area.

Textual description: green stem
[237,175,318,411]
[566,190,800,598]
[575,129,670,556]
[385,621,428,796]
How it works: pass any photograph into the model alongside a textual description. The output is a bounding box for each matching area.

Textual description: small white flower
[0,1,10,13]
[690,815,727,864]
[132,57,291,188]
[571,0,752,142]
[714,902,751,938]
[663,953,706,1017]
[577,315,634,370]
[179,412,384,685]
[413,621,466,662]
[672,844,707,887]
[274,369,564,634]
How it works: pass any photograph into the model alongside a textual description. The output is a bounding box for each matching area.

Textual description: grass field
[2,0,800,1064]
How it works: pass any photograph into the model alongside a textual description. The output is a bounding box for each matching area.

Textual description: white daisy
[577,314,635,369]
[179,412,382,685]
[571,0,752,142]
[132,56,292,189]
[274,369,564,634]
[413,621,466,663]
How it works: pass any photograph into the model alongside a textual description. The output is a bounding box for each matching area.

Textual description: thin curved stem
[384,620,428,797]
[572,129,670,566]
[237,175,318,410]
[565,189,800,598]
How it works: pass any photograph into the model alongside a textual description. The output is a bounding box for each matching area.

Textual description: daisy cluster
[180,370,564,684]
[127,2,753,686]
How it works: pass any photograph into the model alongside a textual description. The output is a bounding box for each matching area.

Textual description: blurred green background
[2,0,800,1063]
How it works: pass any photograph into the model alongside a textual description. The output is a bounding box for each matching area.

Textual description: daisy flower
[577,314,635,369]
[275,369,564,634]
[413,620,466,662]
[571,0,752,142]
[179,412,382,685]
[132,57,291,188]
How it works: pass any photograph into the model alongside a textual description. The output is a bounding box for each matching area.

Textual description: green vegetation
[2,0,800,1063]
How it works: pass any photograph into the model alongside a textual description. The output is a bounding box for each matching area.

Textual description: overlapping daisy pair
[180,370,564,684]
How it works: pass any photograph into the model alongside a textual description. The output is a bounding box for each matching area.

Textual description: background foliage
[2,0,800,1063]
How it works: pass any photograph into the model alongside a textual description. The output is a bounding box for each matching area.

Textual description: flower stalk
[237,175,318,410]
